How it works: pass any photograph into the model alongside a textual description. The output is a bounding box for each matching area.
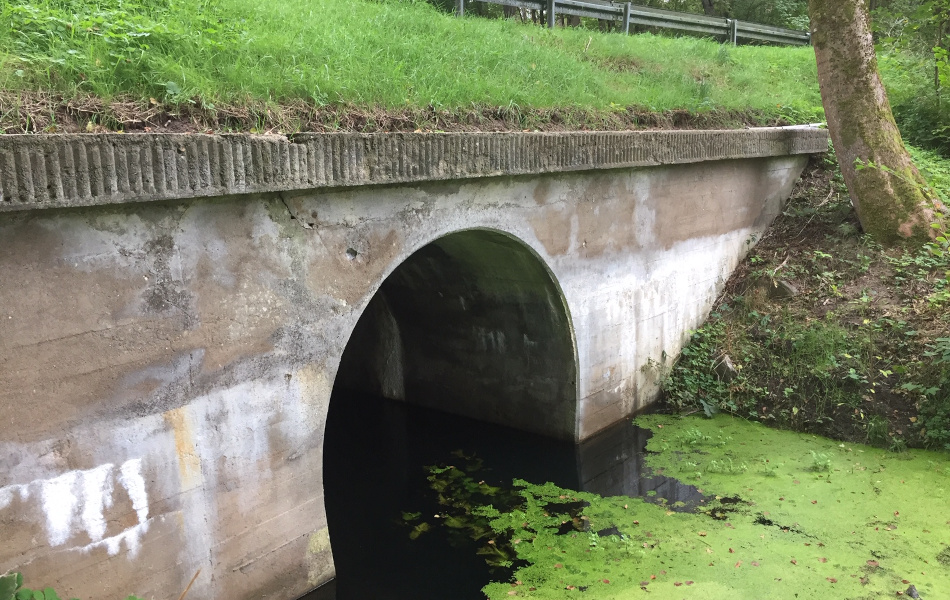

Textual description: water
[306,392,703,600]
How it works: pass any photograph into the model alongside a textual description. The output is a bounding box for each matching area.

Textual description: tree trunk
[701,0,717,16]
[808,0,943,245]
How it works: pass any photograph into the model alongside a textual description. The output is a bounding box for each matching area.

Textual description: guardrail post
[455,0,464,17]
[547,0,556,28]
[622,2,631,34]
[729,18,738,45]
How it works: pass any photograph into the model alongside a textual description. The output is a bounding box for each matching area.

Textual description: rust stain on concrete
[164,406,202,489]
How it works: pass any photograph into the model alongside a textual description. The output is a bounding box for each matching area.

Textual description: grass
[0,0,824,131]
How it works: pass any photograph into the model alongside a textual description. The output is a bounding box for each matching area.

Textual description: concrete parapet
[0,128,828,212]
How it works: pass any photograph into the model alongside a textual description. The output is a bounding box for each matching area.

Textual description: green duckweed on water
[471,414,949,599]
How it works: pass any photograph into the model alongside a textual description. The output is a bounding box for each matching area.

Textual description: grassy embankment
[0,0,824,132]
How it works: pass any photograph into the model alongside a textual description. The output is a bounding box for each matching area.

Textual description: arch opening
[317,229,578,598]
[333,228,577,439]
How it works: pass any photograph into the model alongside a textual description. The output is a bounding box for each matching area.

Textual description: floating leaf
[408,522,430,540]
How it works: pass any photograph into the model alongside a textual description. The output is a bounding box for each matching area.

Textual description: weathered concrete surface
[0,129,827,212]
[0,130,823,600]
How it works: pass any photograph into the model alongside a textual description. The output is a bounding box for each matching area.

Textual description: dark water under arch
[311,391,703,600]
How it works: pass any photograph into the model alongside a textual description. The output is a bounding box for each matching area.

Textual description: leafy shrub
[0,572,141,600]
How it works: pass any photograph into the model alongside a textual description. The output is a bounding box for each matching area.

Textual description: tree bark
[701,0,717,16]
[809,0,943,245]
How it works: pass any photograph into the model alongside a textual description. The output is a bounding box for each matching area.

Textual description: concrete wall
[0,130,824,600]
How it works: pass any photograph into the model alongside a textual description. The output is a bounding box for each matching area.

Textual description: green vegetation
[660,148,950,450]
[0,0,946,154]
[416,415,949,599]
[0,0,823,132]
[875,0,950,156]
[0,572,141,600]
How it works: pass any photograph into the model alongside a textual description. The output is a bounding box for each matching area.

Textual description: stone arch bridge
[0,128,826,599]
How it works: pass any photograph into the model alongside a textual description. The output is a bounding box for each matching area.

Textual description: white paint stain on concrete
[85,521,151,558]
[80,464,114,542]
[0,484,30,512]
[119,459,148,525]
[0,459,149,557]
[42,471,79,546]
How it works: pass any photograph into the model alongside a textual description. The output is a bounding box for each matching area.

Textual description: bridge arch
[321,228,577,597]
[330,227,578,439]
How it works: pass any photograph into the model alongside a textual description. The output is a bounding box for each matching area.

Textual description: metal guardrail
[454,0,810,46]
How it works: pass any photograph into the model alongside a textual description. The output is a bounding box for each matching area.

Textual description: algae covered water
[313,394,950,599]
[480,414,950,599]
[312,392,698,599]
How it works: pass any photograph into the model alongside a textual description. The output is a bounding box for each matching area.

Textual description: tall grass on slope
[0,0,823,121]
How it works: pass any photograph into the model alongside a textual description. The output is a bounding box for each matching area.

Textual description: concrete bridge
[0,128,826,599]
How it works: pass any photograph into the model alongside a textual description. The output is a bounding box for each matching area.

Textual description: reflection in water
[577,419,705,510]
[307,393,701,600]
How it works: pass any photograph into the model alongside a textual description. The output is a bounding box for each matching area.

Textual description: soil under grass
[0,90,796,134]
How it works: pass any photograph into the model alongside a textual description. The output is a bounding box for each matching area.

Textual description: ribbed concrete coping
[0,127,828,212]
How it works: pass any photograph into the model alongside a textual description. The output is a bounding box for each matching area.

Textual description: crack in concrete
[279,193,314,230]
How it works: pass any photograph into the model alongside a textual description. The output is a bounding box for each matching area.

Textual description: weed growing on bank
[0,572,141,600]
[660,148,950,451]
